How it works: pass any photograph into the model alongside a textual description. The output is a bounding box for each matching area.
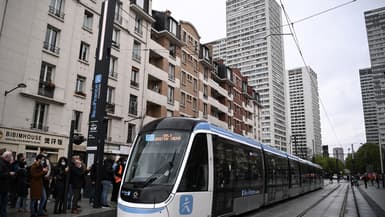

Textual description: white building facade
[0,0,154,164]
[288,67,321,160]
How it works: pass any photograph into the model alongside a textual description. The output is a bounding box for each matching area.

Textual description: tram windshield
[121,130,190,203]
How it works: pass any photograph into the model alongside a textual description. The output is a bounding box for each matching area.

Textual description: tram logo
[179,195,193,215]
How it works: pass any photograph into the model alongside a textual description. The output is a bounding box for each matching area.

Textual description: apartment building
[0,1,261,164]
[360,7,385,145]
[288,67,321,160]
[209,0,287,150]
[0,0,154,163]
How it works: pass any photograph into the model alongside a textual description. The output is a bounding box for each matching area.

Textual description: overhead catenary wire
[279,0,350,149]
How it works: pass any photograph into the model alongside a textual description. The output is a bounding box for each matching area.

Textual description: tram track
[296,183,343,217]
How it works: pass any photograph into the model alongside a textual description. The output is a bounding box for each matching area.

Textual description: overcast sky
[152,0,385,154]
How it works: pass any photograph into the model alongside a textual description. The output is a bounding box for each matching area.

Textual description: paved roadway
[7,180,385,217]
[241,180,385,217]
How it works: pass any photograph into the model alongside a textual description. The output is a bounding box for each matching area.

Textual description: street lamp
[1,82,27,125]
[4,83,27,95]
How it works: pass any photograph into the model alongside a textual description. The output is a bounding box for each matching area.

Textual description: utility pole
[86,0,116,208]
[379,143,384,188]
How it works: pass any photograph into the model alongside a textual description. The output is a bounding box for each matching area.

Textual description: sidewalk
[8,198,116,217]
[355,182,385,217]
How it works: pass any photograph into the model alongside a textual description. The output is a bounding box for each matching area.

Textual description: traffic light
[73,134,86,145]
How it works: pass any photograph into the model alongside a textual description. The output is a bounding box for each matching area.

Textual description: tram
[118,117,323,217]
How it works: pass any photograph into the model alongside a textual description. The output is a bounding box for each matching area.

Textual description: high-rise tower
[210,0,287,150]
[288,67,321,159]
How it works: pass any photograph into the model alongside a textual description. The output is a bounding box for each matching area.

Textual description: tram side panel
[211,136,264,217]
[264,152,290,205]
[288,159,302,197]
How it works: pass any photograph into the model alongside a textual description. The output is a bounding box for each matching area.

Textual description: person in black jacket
[70,158,85,214]
[101,158,114,207]
[0,151,16,217]
[15,154,28,212]
[52,157,68,214]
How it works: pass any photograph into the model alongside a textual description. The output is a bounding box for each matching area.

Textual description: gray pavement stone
[7,198,116,217]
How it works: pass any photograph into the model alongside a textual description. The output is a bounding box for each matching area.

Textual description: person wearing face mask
[15,153,28,212]
[52,157,68,214]
[30,154,48,217]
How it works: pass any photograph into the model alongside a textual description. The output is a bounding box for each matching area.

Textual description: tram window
[178,133,208,192]
[289,160,300,187]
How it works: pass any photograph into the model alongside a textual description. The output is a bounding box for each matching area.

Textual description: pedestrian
[111,157,125,202]
[363,175,368,188]
[0,151,16,217]
[52,157,68,214]
[39,149,51,213]
[70,158,85,214]
[101,158,114,207]
[15,154,29,212]
[30,154,48,217]
[376,175,380,188]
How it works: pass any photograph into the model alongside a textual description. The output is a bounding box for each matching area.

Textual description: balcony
[38,81,55,98]
[106,103,115,114]
[130,80,139,88]
[146,101,162,118]
[48,6,65,19]
[30,123,49,132]
[43,42,60,54]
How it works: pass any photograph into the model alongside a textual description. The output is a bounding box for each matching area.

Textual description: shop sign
[0,127,68,146]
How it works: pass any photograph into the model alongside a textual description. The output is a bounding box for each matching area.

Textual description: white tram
[118,117,323,217]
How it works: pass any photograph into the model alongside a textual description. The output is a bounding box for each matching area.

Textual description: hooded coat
[30,161,46,200]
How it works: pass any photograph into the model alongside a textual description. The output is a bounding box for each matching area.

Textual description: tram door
[212,136,234,216]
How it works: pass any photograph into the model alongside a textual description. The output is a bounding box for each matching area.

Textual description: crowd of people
[0,149,126,217]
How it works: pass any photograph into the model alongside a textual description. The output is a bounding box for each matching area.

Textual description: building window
[203,85,208,98]
[112,28,120,48]
[136,0,144,8]
[106,86,114,104]
[181,92,186,107]
[32,103,48,130]
[130,67,139,88]
[169,44,176,57]
[193,79,198,92]
[40,62,54,83]
[193,98,197,111]
[44,25,60,54]
[182,31,186,42]
[132,41,141,62]
[79,41,90,62]
[204,67,208,80]
[181,71,186,85]
[49,0,65,19]
[115,1,122,24]
[75,75,86,95]
[83,10,93,31]
[134,16,142,35]
[203,103,208,118]
[38,62,55,98]
[182,51,186,63]
[127,123,135,143]
[73,110,82,131]
[167,110,173,117]
[168,64,175,81]
[129,95,138,115]
[167,86,174,105]
[109,56,118,78]
[169,18,177,35]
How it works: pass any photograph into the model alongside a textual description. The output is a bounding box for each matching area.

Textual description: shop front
[0,127,69,165]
